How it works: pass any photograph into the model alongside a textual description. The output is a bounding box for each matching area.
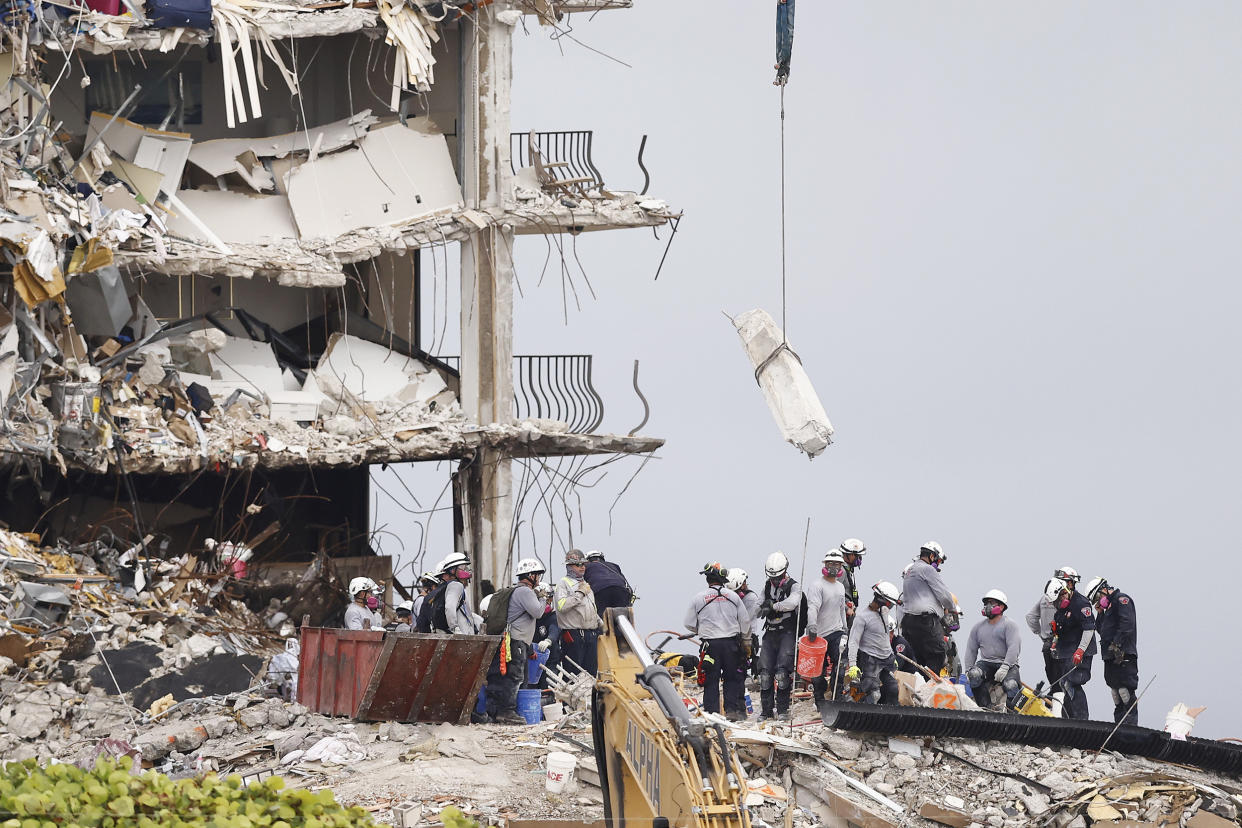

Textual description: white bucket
[542,751,577,794]
[542,703,564,722]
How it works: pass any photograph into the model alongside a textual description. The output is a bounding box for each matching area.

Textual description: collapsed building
[0,0,670,621]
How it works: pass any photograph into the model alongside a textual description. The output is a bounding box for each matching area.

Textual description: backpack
[483,586,517,635]
[418,582,449,633]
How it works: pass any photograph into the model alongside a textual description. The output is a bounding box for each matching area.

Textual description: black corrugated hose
[815,701,1242,775]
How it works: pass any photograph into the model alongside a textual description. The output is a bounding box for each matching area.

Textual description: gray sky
[376,2,1242,737]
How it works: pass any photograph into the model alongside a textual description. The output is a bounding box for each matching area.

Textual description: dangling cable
[780,83,788,344]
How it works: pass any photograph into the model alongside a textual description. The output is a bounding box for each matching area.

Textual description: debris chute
[733,308,832,459]
[775,0,795,86]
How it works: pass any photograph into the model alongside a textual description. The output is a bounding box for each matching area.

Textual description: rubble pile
[0,527,287,760]
[702,691,1242,828]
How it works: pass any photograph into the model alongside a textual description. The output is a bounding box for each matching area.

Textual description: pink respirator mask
[1097,595,1110,610]
[455,569,472,580]
[822,566,842,578]
[365,595,379,610]
[1058,597,1070,609]
[981,604,1003,618]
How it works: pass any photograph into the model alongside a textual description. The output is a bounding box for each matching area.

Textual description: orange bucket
[796,635,828,679]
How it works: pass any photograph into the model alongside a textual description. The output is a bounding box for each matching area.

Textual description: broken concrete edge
[0,426,665,475]
[113,200,678,287]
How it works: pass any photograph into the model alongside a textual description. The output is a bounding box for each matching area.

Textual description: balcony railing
[438,355,605,434]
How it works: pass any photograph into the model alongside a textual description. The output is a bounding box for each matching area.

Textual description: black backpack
[483,586,516,635]
[418,582,449,633]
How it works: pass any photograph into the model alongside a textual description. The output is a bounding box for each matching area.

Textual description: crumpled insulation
[734,308,833,459]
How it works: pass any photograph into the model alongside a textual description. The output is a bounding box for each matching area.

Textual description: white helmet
[1083,576,1109,604]
[348,576,376,597]
[514,557,545,578]
[726,567,748,592]
[1054,566,1080,584]
[884,612,897,635]
[872,581,900,607]
[822,549,846,565]
[479,594,493,614]
[1044,577,1068,604]
[982,589,1008,608]
[839,538,866,556]
[920,541,945,562]
[764,552,789,578]
[440,553,470,575]
[585,550,604,561]
[396,600,414,613]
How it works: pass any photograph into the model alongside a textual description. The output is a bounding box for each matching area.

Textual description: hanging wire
[779,83,788,345]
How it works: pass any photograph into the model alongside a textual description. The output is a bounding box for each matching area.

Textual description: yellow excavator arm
[592,608,751,828]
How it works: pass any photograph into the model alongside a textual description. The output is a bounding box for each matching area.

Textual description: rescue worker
[804,549,849,703]
[757,551,802,721]
[437,553,481,634]
[344,577,384,630]
[391,600,414,632]
[942,594,963,677]
[554,549,602,676]
[1048,576,1096,720]
[533,582,560,686]
[684,562,748,719]
[485,558,547,725]
[843,581,900,705]
[900,541,956,675]
[584,549,634,611]
[838,538,866,621]
[1085,577,1139,725]
[411,571,438,624]
[964,590,1022,709]
[1026,576,1067,688]
[727,567,761,677]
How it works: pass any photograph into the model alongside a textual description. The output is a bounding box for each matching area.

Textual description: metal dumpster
[298,627,501,724]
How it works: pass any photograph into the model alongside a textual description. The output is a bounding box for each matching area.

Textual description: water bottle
[745,694,754,715]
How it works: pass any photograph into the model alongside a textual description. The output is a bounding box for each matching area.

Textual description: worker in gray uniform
[486,558,547,725]
[344,577,384,630]
[1048,576,1096,720]
[684,562,749,719]
[843,581,900,705]
[900,541,957,675]
[757,551,803,721]
[804,549,849,702]
[964,589,1022,708]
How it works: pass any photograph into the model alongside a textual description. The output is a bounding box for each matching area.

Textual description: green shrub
[0,757,377,828]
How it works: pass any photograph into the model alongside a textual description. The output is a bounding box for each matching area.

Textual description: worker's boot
[495,710,528,726]
[470,710,492,724]
[776,711,792,722]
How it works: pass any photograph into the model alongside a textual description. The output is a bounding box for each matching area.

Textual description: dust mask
[365,595,379,610]
[822,566,842,579]
[1058,597,1070,610]
[981,604,1003,618]
[1097,595,1110,610]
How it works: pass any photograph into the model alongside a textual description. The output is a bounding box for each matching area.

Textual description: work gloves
[1072,648,1085,665]
[577,580,591,594]
[535,639,551,653]
[994,664,1010,683]
[844,666,861,682]
[805,626,818,643]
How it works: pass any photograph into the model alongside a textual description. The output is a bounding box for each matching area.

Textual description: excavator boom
[593,608,751,828]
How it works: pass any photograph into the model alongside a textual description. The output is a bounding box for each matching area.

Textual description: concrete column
[457,6,515,593]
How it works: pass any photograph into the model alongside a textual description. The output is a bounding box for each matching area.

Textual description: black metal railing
[437,355,605,434]
[510,130,607,194]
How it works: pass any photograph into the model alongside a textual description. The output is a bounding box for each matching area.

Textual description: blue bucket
[527,649,550,684]
[515,689,542,724]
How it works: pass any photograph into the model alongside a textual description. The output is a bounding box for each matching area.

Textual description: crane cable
[780,83,788,345]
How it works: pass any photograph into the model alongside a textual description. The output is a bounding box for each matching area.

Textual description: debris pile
[0,527,285,761]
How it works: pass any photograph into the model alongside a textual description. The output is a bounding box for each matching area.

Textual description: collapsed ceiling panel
[286,122,463,240]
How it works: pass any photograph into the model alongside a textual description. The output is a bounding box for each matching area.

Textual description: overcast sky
[375,2,1242,737]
